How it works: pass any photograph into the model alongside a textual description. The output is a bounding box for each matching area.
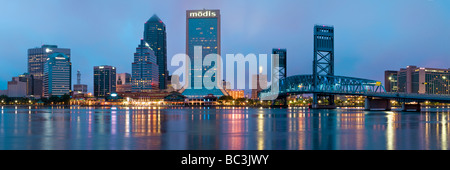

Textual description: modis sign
[189,11,217,18]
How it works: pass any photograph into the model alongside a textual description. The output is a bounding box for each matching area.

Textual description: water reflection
[0,106,449,150]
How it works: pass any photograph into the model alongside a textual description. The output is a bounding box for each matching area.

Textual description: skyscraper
[182,9,226,98]
[93,65,116,97]
[28,45,71,81]
[43,53,72,97]
[144,14,168,90]
[132,39,159,92]
[28,44,70,97]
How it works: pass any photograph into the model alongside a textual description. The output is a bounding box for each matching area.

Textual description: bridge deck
[260,74,450,103]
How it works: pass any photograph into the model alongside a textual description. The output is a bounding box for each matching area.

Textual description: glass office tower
[93,65,116,97]
[43,53,72,97]
[182,9,226,98]
[144,14,168,90]
[132,39,159,92]
[28,44,70,97]
[28,45,71,81]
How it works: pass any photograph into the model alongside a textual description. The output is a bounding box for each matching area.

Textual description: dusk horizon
[1,0,450,92]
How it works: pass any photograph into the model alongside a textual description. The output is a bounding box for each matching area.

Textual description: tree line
[0,94,71,105]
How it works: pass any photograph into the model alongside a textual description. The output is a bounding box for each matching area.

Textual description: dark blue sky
[1,0,449,92]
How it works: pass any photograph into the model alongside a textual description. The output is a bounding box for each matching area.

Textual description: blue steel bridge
[260,74,450,103]
[260,25,450,111]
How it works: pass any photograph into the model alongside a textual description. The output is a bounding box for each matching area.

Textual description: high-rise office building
[144,14,168,90]
[182,9,226,98]
[28,45,70,97]
[43,53,72,97]
[73,70,88,94]
[390,66,450,94]
[132,39,159,92]
[93,65,116,97]
[28,45,71,80]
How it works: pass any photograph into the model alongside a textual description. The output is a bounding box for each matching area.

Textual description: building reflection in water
[1,106,450,150]
[422,111,450,150]
[385,111,398,150]
[128,107,163,149]
[220,108,248,150]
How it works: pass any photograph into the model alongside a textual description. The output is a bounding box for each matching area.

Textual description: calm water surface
[1,105,449,150]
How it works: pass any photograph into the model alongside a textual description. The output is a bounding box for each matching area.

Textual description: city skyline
[1,0,450,92]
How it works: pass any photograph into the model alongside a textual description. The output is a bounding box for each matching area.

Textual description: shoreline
[2,104,449,109]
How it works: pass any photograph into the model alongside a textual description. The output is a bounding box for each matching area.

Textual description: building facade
[2,74,42,98]
[28,45,71,81]
[144,14,168,90]
[43,53,72,97]
[182,9,226,98]
[227,89,245,99]
[7,77,27,97]
[385,70,398,92]
[116,73,132,93]
[132,39,159,92]
[388,66,450,94]
[94,65,116,97]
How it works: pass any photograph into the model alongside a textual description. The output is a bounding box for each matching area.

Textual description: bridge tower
[312,25,336,109]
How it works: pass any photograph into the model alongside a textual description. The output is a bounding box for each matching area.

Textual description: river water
[0,105,449,150]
